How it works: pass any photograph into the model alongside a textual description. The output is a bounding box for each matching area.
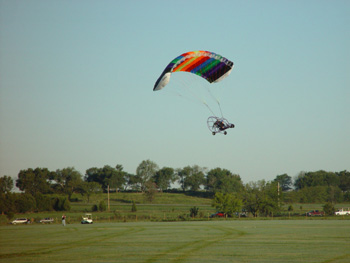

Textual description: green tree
[323,202,335,216]
[15,193,36,213]
[190,206,199,218]
[183,165,206,191]
[212,192,242,217]
[273,174,292,191]
[53,197,71,211]
[337,170,350,192]
[0,192,16,215]
[144,181,157,202]
[54,167,83,200]
[80,181,102,203]
[295,170,340,190]
[104,165,126,192]
[35,193,53,211]
[206,168,243,194]
[0,176,14,193]
[124,173,142,191]
[16,168,52,195]
[136,160,158,192]
[99,200,106,212]
[131,201,137,212]
[153,167,176,191]
[243,181,280,217]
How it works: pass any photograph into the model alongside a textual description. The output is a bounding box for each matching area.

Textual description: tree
[16,168,53,195]
[206,168,243,194]
[212,192,242,217]
[294,170,340,190]
[131,201,137,212]
[15,193,36,213]
[153,167,176,191]
[183,165,206,191]
[337,170,350,192]
[124,173,142,191]
[0,192,16,215]
[104,165,126,192]
[85,165,126,192]
[80,181,102,203]
[242,181,280,217]
[190,206,199,218]
[144,181,157,202]
[35,193,53,211]
[273,174,292,191]
[99,200,106,212]
[54,167,83,200]
[323,202,335,216]
[0,176,14,193]
[136,160,158,192]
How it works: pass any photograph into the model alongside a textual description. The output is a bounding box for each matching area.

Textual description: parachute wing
[153,51,234,91]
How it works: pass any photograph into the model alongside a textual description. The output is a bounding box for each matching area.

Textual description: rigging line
[203,101,216,116]
[205,85,224,118]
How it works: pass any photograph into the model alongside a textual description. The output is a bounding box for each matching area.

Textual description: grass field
[1,220,349,263]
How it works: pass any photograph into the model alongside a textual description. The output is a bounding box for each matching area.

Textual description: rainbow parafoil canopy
[153,51,234,91]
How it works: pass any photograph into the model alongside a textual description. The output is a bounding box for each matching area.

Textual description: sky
[1,0,349,187]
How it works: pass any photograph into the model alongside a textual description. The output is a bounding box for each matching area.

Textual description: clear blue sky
[1,0,349,185]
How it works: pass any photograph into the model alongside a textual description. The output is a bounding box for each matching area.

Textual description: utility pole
[108,184,110,212]
[277,182,280,207]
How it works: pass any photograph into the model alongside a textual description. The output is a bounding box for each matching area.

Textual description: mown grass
[0,220,349,262]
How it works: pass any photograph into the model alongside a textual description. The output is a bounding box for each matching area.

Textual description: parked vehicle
[39,218,54,223]
[335,208,350,216]
[210,212,225,218]
[305,210,324,216]
[81,213,93,224]
[11,218,30,225]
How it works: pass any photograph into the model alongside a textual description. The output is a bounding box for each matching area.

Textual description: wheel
[224,131,227,135]
[230,124,235,128]
[212,132,216,135]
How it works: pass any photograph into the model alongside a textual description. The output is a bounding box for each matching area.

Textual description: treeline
[0,160,349,216]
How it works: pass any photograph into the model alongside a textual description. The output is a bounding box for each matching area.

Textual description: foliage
[295,170,341,190]
[206,168,243,194]
[52,197,71,211]
[85,165,126,192]
[0,192,16,214]
[131,201,137,212]
[98,200,106,212]
[153,167,176,191]
[323,202,336,216]
[15,193,36,213]
[136,160,159,192]
[0,175,14,193]
[91,204,98,212]
[189,206,199,217]
[144,181,158,202]
[242,180,280,217]
[35,193,53,212]
[212,192,242,217]
[16,168,53,195]
[53,167,83,200]
[80,181,102,203]
[273,174,292,191]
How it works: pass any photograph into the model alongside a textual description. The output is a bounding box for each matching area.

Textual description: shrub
[131,201,137,212]
[91,204,98,212]
[15,194,36,213]
[323,202,336,216]
[98,200,106,212]
[190,206,199,218]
